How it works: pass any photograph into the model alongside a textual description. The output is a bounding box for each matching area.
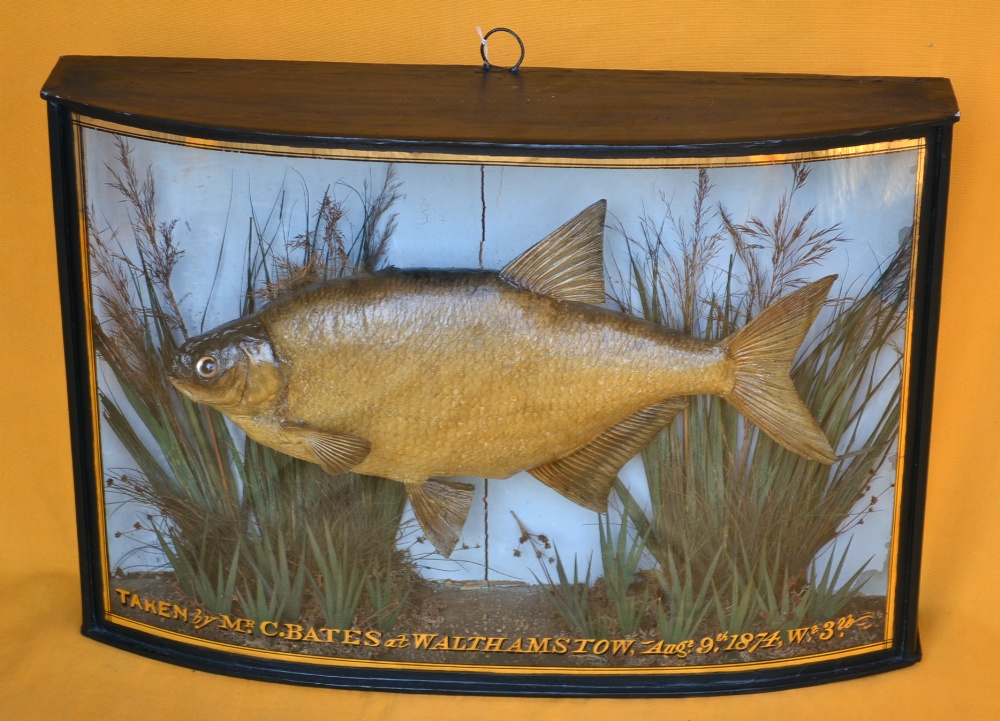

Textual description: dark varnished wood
[41,56,958,156]
[42,55,956,696]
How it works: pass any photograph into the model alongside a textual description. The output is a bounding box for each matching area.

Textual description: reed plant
[92,136,410,631]
[608,164,907,636]
[520,509,651,638]
[514,513,610,638]
[597,513,648,636]
[537,547,610,640]
[653,545,720,643]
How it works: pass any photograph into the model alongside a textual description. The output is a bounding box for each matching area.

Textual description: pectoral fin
[500,200,607,304]
[529,398,687,511]
[279,422,371,476]
[406,478,476,558]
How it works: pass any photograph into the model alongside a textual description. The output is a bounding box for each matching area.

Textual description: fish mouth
[165,361,204,402]
[169,377,199,401]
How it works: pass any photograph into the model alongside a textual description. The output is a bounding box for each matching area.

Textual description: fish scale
[264,270,723,481]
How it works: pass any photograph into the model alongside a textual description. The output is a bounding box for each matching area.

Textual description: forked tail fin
[722,276,838,464]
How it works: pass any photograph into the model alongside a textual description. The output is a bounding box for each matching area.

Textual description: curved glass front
[74,115,925,685]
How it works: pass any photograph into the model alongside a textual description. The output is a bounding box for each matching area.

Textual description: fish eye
[195,356,219,379]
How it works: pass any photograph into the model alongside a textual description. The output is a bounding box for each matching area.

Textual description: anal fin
[407,478,476,558]
[529,398,687,511]
[279,422,371,476]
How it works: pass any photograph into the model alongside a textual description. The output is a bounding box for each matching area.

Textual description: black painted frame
[42,56,958,697]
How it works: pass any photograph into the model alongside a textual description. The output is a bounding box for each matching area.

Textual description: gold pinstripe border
[73,111,924,675]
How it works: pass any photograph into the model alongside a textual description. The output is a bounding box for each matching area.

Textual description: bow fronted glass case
[42,57,957,696]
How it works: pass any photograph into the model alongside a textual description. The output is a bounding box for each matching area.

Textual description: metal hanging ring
[480,27,525,73]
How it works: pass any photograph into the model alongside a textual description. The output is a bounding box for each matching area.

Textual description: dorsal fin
[528,397,687,511]
[499,200,607,304]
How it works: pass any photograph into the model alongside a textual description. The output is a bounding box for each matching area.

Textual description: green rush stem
[200,405,229,498]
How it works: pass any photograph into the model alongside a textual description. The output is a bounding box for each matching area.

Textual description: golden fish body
[242,269,729,481]
[169,201,836,556]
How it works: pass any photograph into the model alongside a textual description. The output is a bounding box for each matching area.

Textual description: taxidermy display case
[42,55,958,696]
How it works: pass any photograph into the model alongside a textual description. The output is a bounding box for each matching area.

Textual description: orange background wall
[1,1,996,718]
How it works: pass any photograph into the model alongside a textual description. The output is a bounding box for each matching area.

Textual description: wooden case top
[42,55,959,158]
